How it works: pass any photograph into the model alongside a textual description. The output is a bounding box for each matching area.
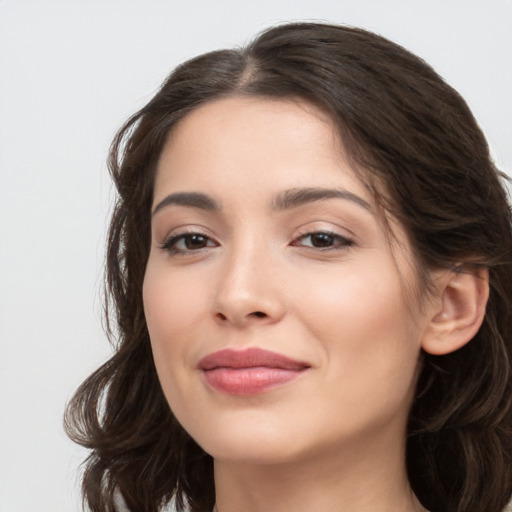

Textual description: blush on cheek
[144,269,208,335]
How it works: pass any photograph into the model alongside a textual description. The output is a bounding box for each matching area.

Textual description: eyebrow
[152,187,372,217]
[270,187,372,212]
[152,192,220,216]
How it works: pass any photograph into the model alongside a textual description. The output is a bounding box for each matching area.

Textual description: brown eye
[309,233,335,247]
[292,231,354,250]
[161,232,217,253]
[183,234,210,249]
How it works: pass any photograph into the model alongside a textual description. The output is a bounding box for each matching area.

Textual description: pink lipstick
[198,348,310,395]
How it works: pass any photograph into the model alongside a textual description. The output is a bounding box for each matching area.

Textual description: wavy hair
[65,22,512,512]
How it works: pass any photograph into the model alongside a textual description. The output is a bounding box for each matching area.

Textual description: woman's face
[144,97,433,464]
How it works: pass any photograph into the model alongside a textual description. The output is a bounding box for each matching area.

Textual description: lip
[198,348,310,395]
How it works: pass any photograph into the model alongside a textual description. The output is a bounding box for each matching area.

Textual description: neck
[213,428,425,512]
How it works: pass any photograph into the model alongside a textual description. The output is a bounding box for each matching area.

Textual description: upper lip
[198,348,310,371]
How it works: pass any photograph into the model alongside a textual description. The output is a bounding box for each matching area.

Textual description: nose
[211,244,286,328]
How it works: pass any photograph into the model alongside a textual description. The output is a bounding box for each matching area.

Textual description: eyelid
[157,223,355,255]
[158,224,215,244]
[159,227,219,254]
[291,229,355,250]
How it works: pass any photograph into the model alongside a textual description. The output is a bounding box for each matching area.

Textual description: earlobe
[421,267,489,356]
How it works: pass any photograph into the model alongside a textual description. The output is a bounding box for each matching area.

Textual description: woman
[65,22,512,512]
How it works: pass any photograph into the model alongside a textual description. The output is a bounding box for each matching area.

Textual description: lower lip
[203,367,306,395]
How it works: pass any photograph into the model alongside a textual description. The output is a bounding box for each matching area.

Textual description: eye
[160,232,217,254]
[292,231,354,250]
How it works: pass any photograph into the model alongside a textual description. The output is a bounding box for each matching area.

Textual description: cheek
[142,260,213,403]
[296,262,421,388]
[299,277,420,439]
[143,261,209,343]
[298,261,408,336]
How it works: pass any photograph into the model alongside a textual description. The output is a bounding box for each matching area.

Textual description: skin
[143,97,435,511]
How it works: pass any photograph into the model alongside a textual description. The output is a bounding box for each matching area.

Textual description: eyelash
[292,230,354,250]
[159,231,217,254]
[159,230,354,255]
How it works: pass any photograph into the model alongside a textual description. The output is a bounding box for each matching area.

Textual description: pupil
[186,235,207,249]
[312,233,333,247]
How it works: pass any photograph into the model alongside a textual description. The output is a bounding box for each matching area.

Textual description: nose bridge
[212,232,283,326]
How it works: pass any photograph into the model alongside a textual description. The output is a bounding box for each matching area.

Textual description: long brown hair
[65,22,512,512]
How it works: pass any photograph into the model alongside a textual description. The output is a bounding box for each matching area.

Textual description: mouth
[198,347,310,396]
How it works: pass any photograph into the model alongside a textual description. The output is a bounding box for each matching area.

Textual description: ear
[421,267,489,356]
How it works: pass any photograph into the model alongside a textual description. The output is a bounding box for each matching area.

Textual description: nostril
[214,310,268,323]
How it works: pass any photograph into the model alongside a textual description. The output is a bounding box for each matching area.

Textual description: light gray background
[1,1,511,511]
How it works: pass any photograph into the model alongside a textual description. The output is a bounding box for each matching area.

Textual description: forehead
[154,96,366,198]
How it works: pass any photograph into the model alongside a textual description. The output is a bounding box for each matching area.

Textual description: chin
[189,418,307,465]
